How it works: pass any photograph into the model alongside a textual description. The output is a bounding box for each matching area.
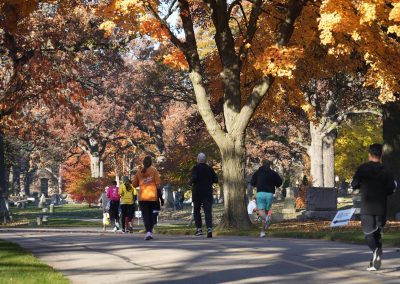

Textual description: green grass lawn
[0,239,70,284]
[10,204,102,219]
[4,204,103,227]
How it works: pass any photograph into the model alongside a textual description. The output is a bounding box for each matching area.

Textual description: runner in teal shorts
[251,160,283,237]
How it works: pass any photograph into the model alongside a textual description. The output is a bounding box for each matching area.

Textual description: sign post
[135,210,142,225]
[330,208,356,227]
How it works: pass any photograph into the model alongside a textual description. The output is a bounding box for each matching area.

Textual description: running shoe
[259,231,266,238]
[194,229,203,236]
[207,228,212,238]
[144,232,152,240]
[372,247,382,270]
[367,261,377,271]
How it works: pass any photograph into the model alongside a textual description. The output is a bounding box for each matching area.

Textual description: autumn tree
[335,115,383,182]
[98,0,309,228]
[0,0,128,222]
[303,73,380,187]
[318,0,400,216]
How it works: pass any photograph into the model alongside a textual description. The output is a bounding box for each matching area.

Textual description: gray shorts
[361,215,386,235]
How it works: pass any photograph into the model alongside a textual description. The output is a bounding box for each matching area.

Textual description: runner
[133,156,161,240]
[189,153,218,238]
[106,181,120,232]
[250,160,282,238]
[119,177,137,233]
[98,187,110,231]
[351,143,396,271]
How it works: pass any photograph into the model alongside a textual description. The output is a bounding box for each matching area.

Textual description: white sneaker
[113,226,118,232]
[144,232,152,240]
[259,231,266,238]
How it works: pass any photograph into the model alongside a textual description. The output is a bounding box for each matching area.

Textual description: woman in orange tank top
[133,156,161,240]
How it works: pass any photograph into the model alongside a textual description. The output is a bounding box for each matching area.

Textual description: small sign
[135,211,142,218]
[330,208,356,227]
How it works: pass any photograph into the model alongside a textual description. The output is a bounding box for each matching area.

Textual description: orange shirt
[132,166,161,201]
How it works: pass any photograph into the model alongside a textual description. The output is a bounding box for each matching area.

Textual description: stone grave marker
[304,187,337,219]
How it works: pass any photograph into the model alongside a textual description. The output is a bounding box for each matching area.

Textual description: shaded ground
[1,231,399,284]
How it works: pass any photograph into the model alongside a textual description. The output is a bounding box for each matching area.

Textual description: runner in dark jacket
[251,160,282,238]
[351,143,396,271]
[189,153,218,238]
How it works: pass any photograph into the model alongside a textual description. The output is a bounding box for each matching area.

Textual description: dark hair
[369,143,383,157]
[112,181,117,186]
[142,156,152,173]
[263,160,271,168]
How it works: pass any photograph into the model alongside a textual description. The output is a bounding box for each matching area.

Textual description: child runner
[133,156,161,240]
[107,181,120,232]
[119,177,137,233]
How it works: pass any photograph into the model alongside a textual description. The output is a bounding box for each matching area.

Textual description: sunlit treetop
[318,0,400,103]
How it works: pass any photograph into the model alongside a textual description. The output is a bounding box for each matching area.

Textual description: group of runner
[101,143,396,271]
[100,156,163,240]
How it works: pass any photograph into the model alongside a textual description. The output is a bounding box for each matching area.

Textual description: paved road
[1,229,400,284]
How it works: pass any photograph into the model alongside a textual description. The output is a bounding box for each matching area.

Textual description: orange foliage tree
[317,0,400,216]
[98,0,308,228]
[63,154,113,206]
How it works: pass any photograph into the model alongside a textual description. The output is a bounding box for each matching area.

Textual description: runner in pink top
[106,181,120,231]
[107,184,120,201]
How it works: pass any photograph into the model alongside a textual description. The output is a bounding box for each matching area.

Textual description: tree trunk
[219,139,251,229]
[309,122,324,187]
[89,153,102,178]
[382,101,400,218]
[112,156,120,186]
[323,133,336,187]
[0,130,11,223]
[58,165,63,194]
[8,166,14,194]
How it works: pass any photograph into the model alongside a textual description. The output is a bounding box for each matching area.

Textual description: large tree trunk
[219,138,251,229]
[382,101,400,218]
[89,153,102,178]
[309,122,324,186]
[0,130,11,223]
[58,165,63,194]
[323,133,336,187]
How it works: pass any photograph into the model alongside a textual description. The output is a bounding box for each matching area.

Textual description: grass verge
[0,239,70,284]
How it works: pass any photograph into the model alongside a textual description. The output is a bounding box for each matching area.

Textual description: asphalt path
[1,229,399,284]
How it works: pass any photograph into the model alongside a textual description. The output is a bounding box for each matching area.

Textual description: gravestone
[38,193,46,208]
[352,195,361,220]
[279,187,299,220]
[163,185,174,209]
[304,187,337,219]
[340,182,349,196]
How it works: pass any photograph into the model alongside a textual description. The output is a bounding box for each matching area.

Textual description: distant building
[29,168,60,198]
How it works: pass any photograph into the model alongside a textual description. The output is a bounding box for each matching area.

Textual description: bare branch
[142,1,186,52]
[163,0,178,21]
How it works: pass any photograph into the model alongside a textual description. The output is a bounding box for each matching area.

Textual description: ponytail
[142,156,152,174]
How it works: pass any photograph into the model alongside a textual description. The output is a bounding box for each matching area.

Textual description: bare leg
[258,209,267,236]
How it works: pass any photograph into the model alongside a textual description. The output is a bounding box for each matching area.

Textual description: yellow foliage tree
[335,115,382,182]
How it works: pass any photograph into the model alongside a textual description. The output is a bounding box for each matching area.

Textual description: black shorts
[121,204,135,219]
[361,215,386,235]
